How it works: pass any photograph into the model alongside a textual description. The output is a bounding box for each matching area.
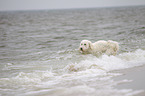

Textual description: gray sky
[0,0,145,11]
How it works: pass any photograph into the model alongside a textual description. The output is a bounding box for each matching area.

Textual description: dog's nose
[80,48,83,51]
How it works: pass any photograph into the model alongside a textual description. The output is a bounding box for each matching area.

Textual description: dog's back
[107,40,119,53]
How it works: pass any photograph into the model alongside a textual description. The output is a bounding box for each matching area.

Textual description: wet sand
[114,65,145,96]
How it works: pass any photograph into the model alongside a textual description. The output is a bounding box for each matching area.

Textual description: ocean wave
[0,49,145,96]
[64,49,145,72]
[1,49,145,82]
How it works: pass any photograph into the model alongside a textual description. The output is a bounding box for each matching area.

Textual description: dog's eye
[81,44,83,45]
[84,44,86,45]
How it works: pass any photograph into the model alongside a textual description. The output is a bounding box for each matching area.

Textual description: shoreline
[113,64,145,96]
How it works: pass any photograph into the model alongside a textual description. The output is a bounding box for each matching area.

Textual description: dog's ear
[88,41,93,49]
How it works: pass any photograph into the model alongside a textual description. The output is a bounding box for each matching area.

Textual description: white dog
[79,40,119,56]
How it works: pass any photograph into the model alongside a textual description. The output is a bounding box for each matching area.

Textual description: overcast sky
[0,0,145,11]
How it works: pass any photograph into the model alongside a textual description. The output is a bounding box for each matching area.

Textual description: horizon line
[0,4,145,12]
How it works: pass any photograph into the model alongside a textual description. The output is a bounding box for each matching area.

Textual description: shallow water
[0,6,145,96]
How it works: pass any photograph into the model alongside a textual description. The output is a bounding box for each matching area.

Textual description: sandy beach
[114,64,145,96]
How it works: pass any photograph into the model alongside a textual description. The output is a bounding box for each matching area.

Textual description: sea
[0,6,145,96]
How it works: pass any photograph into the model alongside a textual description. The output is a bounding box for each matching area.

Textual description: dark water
[0,6,145,96]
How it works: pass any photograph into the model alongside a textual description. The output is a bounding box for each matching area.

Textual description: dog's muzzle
[80,47,83,52]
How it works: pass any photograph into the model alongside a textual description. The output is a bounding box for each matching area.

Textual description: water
[0,6,145,96]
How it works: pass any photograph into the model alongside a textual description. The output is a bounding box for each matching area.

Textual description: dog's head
[79,40,93,53]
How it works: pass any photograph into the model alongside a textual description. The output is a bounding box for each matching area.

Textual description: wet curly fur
[79,40,119,56]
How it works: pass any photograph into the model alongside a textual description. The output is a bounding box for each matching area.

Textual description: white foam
[1,49,145,86]
[0,49,145,96]
[0,70,56,87]
[65,49,145,73]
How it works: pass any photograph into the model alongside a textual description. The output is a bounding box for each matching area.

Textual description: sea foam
[0,49,145,96]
